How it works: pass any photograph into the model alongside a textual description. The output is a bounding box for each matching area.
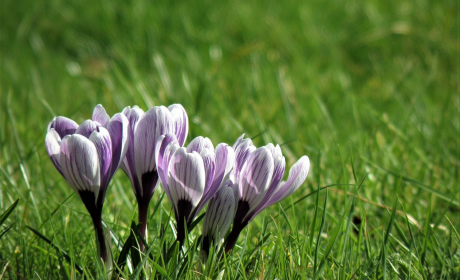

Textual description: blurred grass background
[1,0,459,278]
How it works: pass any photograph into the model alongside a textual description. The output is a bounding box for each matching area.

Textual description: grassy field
[1,0,459,279]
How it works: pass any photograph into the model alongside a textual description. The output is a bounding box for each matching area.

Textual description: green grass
[1,0,459,278]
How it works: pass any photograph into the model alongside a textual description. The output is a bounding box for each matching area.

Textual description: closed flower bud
[201,180,238,256]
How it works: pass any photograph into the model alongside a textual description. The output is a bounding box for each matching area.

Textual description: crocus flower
[156,134,235,247]
[120,104,188,250]
[225,135,310,252]
[45,105,128,264]
[201,180,238,259]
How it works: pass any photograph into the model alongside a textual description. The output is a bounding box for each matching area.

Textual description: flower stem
[137,201,149,252]
[79,190,109,264]
[175,200,193,248]
[225,200,249,252]
[92,214,108,263]
[225,224,244,253]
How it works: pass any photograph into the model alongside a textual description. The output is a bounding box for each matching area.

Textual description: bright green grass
[1,0,459,278]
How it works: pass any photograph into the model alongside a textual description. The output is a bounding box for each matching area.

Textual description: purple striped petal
[214,143,235,185]
[89,127,112,189]
[120,106,144,193]
[190,148,216,218]
[195,143,235,215]
[134,106,173,185]
[202,180,236,241]
[247,145,286,218]
[47,117,78,138]
[45,129,63,176]
[155,133,179,193]
[75,120,100,138]
[232,134,247,150]
[187,136,214,154]
[105,113,129,182]
[238,147,274,214]
[269,153,286,191]
[92,104,110,127]
[252,156,310,219]
[168,104,188,146]
[167,148,205,216]
[200,149,216,193]
[269,156,310,204]
[59,134,101,199]
[233,135,256,181]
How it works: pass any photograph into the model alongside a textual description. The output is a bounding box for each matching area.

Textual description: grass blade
[0,224,15,240]
[26,225,84,275]
[314,189,328,275]
[0,198,19,226]
[380,194,398,280]
[188,212,205,232]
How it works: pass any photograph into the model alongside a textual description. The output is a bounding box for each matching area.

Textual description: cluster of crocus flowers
[45,103,310,271]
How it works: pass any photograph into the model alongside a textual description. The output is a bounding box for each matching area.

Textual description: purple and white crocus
[156,134,235,247]
[45,105,128,263]
[120,104,188,250]
[225,135,310,252]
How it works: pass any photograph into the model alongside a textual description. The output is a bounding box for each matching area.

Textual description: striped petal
[248,145,286,218]
[59,134,100,200]
[187,136,214,154]
[92,104,110,127]
[47,116,78,138]
[214,143,235,186]
[200,149,216,193]
[121,106,144,195]
[238,147,274,214]
[253,156,310,219]
[105,113,129,181]
[233,135,256,181]
[134,106,173,189]
[75,120,100,138]
[89,127,112,189]
[155,134,180,192]
[202,180,236,242]
[190,148,216,219]
[167,148,205,217]
[232,134,245,149]
[45,128,63,176]
[168,104,188,146]
[194,143,235,216]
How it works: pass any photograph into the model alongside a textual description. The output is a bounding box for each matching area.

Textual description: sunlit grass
[1,0,459,278]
